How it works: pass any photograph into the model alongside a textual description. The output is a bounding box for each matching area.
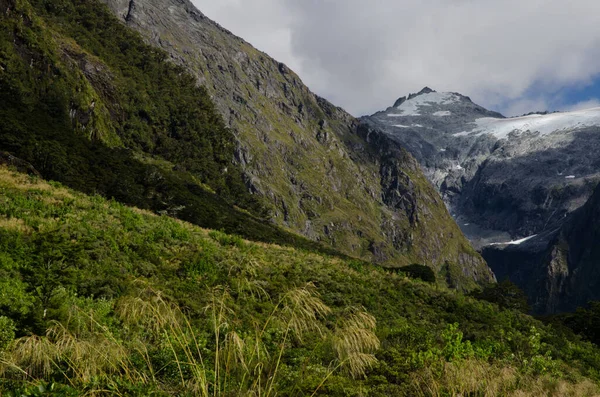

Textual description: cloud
[563,99,600,111]
[502,98,551,117]
[193,0,600,117]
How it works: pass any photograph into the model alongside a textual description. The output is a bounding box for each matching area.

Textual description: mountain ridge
[363,86,600,312]
[5,0,600,394]
[363,86,600,243]
[99,0,493,286]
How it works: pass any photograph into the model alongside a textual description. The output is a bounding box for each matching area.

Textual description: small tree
[561,302,600,346]
[471,280,530,313]
[397,264,436,283]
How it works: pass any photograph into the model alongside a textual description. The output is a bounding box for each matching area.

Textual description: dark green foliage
[558,302,600,346]
[0,317,15,351]
[396,263,436,283]
[470,279,531,313]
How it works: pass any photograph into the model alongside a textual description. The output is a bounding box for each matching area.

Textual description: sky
[192,0,600,117]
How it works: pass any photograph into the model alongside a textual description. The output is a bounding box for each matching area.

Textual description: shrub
[397,264,436,283]
[0,317,15,351]
[470,279,530,313]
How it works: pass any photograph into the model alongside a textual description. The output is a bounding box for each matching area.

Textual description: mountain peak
[415,86,436,96]
[393,87,437,108]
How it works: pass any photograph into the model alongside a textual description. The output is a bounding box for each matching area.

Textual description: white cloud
[192,0,600,117]
[502,98,551,117]
[563,99,600,111]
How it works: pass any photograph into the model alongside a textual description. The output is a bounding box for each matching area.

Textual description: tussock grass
[410,359,600,397]
[1,283,380,395]
[332,309,380,379]
[0,217,32,234]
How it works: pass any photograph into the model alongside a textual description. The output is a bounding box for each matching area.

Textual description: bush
[470,279,530,313]
[559,301,600,346]
[396,264,436,283]
[0,316,15,351]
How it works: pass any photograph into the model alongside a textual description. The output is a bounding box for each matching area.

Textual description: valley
[2,0,600,394]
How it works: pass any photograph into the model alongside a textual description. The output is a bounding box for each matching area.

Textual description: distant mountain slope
[364,87,600,312]
[363,87,600,248]
[485,182,600,314]
[99,0,492,286]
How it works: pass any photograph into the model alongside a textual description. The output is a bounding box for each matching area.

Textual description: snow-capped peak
[392,89,462,116]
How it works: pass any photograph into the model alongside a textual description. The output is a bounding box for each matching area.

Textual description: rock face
[363,87,600,312]
[485,184,600,314]
[363,87,600,247]
[98,0,493,287]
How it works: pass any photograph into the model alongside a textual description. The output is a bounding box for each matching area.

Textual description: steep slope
[97,0,492,285]
[1,166,600,395]
[363,87,600,248]
[0,0,352,257]
[485,182,600,314]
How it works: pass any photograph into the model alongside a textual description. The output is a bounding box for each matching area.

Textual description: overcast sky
[192,0,600,117]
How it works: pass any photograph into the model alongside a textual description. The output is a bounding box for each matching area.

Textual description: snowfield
[489,235,538,246]
[455,107,600,139]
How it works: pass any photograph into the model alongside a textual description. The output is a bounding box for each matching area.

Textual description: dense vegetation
[0,0,350,257]
[553,302,600,347]
[3,0,600,395]
[0,168,600,395]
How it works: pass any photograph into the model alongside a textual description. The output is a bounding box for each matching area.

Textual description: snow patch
[387,114,404,117]
[565,175,576,179]
[490,235,537,246]
[454,107,600,139]
[396,92,460,116]
[439,148,447,152]
[393,124,423,129]
[433,110,452,117]
[455,164,463,170]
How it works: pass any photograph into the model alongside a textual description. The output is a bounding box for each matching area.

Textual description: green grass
[0,168,600,395]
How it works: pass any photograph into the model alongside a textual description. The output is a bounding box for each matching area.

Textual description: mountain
[363,87,600,312]
[97,0,492,286]
[5,0,600,394]
[1,165,600,395]
[485,182,600,314]
[363,87,600,246]
[0,0,358,258]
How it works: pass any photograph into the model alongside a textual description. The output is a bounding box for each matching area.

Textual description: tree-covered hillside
[0,167,600,395]
[3,0,600,394]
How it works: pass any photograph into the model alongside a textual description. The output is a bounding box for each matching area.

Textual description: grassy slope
[0,167,599,396]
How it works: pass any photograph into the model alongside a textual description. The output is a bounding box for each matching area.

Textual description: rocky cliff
[363,87,600,248]
[98,0,493,287]
[485,183,600,314]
